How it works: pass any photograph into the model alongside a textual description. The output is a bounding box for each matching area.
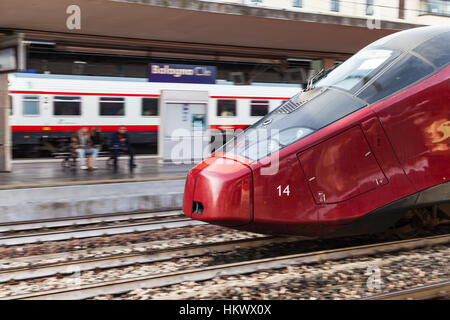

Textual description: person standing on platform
[110,126,136,169]
[72,127,98,170]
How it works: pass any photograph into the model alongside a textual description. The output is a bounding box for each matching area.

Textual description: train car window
[413,31,450,69]
[330,0,340,12]
[142,98,159,116]
[250,100,269,117]
[54,96,81,116]
[314,48,400,94]
[217,99,236,117]
[357,54,434,104]
[100,97,125,116]
[23,96,40,116]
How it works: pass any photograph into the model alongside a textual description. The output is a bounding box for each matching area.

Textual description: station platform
[1,156,193,190]
[0,157,195,224]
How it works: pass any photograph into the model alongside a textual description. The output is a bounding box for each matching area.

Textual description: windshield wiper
[306,68,324,91]
[306,63,341,91]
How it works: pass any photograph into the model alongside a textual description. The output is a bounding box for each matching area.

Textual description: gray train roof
[366,25,450,52]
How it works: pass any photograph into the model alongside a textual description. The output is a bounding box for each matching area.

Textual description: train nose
[183,157,253,227]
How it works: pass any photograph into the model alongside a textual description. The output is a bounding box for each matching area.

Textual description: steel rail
[362,281,450,300]
[6,234,449,300]
[0,210,183,232]
[0,236,287,283]
[0,216,206,246]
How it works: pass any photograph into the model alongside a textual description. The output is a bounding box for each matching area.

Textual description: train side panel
[250,107,416,236]
[371,65,450,192]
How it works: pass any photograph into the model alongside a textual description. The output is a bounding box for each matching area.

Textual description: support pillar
[0,73,11,172]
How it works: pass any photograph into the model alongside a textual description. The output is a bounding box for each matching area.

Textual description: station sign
[149,63,216,84]
[0,34,26,74]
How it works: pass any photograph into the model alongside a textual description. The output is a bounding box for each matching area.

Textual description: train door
[159,90,209,163]
[297,115,417,236]
[297,126,388,205]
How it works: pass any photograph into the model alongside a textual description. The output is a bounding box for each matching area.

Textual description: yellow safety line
[0,175,186,190]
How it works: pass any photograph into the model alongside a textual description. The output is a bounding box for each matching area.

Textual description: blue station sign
[148,63,216,84]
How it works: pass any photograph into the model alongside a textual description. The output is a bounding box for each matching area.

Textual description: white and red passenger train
[8,73,300,154]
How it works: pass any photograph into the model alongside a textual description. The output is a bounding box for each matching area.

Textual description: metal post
[157,97,163,164]
[0,73,11,172]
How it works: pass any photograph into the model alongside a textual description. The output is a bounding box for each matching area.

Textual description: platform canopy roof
[0,0,422,59]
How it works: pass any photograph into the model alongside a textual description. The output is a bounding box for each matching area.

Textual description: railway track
[0,236,287,283]
[0,209,184,232]
[0,210,205,246]
[362,281,450,300]
[4,233,449,300]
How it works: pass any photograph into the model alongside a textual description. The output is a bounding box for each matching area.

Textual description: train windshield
[223,124,315,161]
[314,48,399,94]
[219,88,366,161]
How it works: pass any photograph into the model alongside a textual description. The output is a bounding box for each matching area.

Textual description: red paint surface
[183,157,253,227]
[370,65,450,191]
[250,151,321,236]
[9,90,160,97]
[11,125,159,132]
[248,107,416,236]
[182,159,210,218]
[210,96,289,100]
[298,126,387,204]
[12,125,252,133]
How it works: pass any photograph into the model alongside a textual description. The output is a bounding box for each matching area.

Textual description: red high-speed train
[183,26,450,238]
